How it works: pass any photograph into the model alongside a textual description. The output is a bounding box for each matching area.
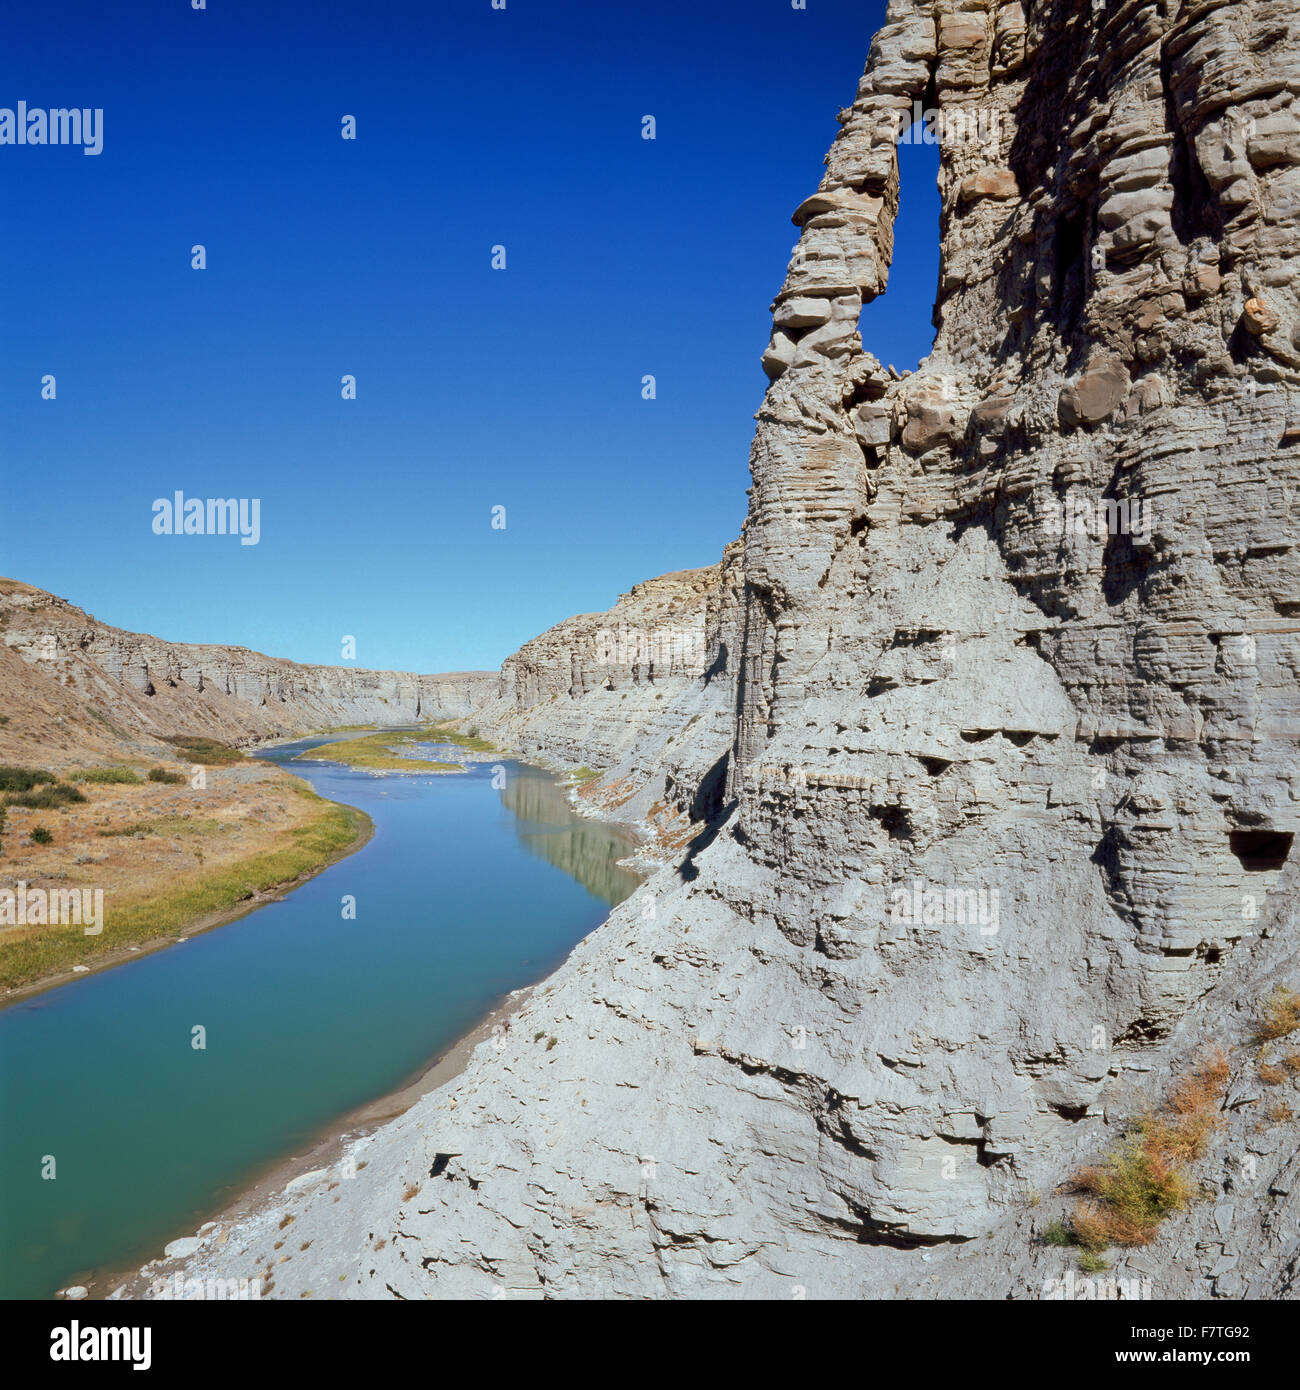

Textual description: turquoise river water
[0,737,639,1300]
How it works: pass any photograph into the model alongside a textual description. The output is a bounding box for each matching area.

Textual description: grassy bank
[420,721,498,753]
[294,725,495,772]
[0,781,370,992]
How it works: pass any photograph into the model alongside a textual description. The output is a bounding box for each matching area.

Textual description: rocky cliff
[469,543,745,845]
[0,580,493,766]
[151,0,1299,1299]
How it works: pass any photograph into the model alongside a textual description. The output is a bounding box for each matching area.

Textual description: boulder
[901,380,965,452]
[774,296,833,330]
[960,168,1018,203]
[1243,297,1279,335]
[761,331,796,379]
[1058,355,1131,427]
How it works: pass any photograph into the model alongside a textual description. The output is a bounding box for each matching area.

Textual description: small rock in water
[62,1286,88,1300]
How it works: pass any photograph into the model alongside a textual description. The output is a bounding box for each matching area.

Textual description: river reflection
[501,767,640,907]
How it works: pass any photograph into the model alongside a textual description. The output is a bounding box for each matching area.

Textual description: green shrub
[97,821,156,838]
[72,766,143,784]
[0,766,56,793]
[162,736,245,765]
[147,768,186,785]
[5,783,86,809]
[30,826,53,845]
[1039,1221,1074,1247]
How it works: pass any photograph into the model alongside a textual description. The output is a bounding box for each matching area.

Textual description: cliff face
[151,0,1299,1299]
[471,543,746,838]
[0,580,494,764]
[702,0,1300,1249]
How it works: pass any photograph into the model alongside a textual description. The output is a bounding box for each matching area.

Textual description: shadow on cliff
[676,751,734,883]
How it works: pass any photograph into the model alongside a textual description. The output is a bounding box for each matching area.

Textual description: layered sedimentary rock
[154,0,1299,1299]
[471,544,745,834]
[0,581,493,761]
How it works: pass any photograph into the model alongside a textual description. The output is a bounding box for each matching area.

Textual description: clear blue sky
[1,0,938,673]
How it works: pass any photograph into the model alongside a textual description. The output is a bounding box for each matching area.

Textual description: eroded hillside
[0,578,493,768]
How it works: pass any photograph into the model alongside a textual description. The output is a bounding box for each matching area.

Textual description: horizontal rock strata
[469,544,745,837]
[147,0,1299,1299]
[0,581,493,760]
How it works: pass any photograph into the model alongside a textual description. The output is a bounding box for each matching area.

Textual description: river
[0,737,639,1300]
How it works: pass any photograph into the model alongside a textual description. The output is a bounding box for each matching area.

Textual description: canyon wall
[151,0,1300,1298]
[469,543,745,843]
[0,580,493,765]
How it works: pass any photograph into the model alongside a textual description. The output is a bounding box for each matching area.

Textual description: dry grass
[1069,1049,1228,1253]
[401,1183,420,1202]
[1255,987,1300,1043]
[0,767,369,989]
[1253,988,1300,1088]
[161,736,248,766]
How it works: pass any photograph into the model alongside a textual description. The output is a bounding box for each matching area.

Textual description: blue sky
[1,0,938,673]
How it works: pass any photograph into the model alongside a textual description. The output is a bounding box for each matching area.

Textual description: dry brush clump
[1254,987,1300,1044]
[1253,987,1300,1086]
[1068,1049,1229,1256]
